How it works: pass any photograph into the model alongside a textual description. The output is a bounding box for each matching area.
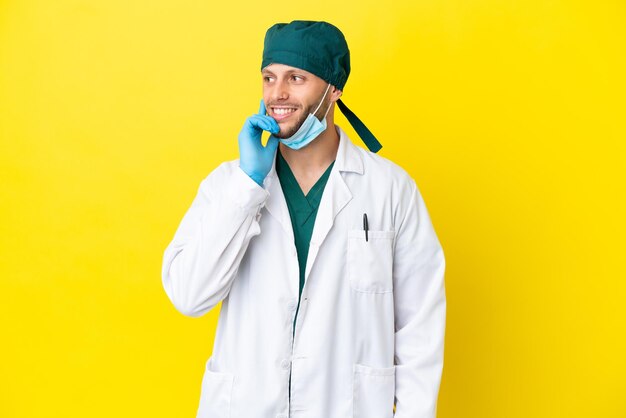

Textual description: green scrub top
[275,148,335,333]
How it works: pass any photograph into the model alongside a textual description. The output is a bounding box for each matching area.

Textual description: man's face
[262,64,333,139]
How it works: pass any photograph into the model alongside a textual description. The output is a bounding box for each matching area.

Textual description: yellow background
[1,0,624,417]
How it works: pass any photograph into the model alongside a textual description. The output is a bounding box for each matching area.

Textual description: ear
[330,86,343,103]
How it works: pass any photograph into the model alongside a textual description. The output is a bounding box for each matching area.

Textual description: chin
[276,127,298,139]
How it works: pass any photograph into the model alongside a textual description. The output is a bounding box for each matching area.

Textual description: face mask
[273,83,332,150]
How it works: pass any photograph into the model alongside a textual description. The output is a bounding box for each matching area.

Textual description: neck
[278,118,339,178]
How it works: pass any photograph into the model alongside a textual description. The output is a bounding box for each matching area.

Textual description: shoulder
[352,143,417,194]
[345,140,426,230]
[202,158,241,182]
[196,158,243,195]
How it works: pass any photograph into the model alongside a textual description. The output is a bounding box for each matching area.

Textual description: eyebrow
[262,69,303,76]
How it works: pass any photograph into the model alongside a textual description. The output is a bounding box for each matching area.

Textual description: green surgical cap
[261,20,382,153]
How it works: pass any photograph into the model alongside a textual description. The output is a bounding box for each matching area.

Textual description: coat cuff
[224,166,270,213]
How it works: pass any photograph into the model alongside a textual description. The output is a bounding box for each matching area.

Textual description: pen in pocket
[363,213,369,242]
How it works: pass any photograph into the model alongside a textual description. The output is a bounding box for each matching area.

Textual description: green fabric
[275,148,335,334]
[335,99,383,153]
[262,20,350,91]
[261,20,383,153]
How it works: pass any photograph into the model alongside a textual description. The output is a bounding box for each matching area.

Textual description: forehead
[261,63,317,77]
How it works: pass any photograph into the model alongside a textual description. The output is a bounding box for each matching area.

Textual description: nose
[269,78,289,102]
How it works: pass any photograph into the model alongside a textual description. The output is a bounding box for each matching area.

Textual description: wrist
[250,174,265,187]
[239,164,265,187]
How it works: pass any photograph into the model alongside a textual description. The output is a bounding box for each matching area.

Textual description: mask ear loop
[313,83,333,120]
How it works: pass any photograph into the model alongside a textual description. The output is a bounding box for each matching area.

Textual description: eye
[292,75,304,81]
[263,75,274,82]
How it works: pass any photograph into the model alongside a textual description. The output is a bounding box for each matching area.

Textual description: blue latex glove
[238,99,280,186]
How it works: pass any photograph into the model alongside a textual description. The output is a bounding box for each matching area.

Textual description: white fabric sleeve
[161,163,269,317]
[393,181,447,418]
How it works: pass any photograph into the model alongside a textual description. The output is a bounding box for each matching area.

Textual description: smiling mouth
[271,107,298,120]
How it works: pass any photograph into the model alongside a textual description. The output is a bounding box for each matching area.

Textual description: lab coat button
[280,359,290,370]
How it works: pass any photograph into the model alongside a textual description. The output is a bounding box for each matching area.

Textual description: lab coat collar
[263,150,294,243]
[334,124,364,175]
[263,123,364,183]
[262,124,363,236]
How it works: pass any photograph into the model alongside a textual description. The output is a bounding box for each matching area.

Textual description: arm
[393,181,447,417]
[162,100,279,317]
[161,164,269,317]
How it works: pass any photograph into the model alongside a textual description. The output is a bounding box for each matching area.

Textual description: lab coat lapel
[263,151,295,244]
[304,125,364,283]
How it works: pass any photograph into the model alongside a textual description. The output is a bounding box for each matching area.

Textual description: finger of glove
[258,99,266,116]
[242,116,270,136]
[264,117,280,134]
[246,115,279,134]
[255,114,280,134]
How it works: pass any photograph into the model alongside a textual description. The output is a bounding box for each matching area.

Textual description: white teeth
[274,108,296,115]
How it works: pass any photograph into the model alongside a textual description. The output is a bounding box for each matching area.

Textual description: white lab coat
[162,125,446,418]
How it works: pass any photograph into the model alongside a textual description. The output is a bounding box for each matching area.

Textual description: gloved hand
[238,99,281,186]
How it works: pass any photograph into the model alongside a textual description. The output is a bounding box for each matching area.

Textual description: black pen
[363,213,369,242]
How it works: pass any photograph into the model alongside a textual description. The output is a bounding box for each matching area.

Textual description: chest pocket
[347,229,395,293]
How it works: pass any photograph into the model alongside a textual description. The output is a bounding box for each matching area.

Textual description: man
[162,20,446,418]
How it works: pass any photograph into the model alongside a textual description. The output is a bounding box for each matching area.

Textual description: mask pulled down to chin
[271,83,332,150]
